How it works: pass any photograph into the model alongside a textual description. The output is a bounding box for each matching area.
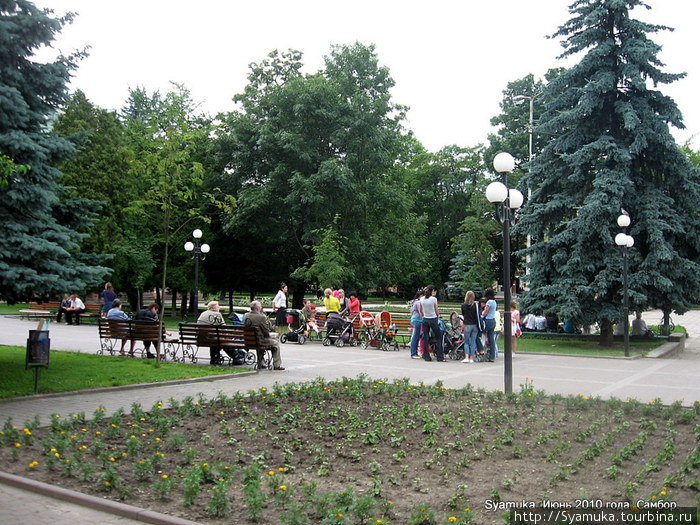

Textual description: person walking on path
[409,289,424,359]
[272,283,288,335]
[510,300,522,355]
[482,288,498,362]
[244,300,285,370]
[461,291,480,363]
[101,282,117,318]
[419,285,445,362]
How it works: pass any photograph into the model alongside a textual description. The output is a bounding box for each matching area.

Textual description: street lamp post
[513,92,541,290]
[184,229,210,316]
[486,152,524,394]
[614,213,634,357]
[513,93,541,162]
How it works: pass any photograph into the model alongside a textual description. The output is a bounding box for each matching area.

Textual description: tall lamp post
[486,152,524,394]
[614,213,634,357]
[513,92,541,288]
[184,229,210,316]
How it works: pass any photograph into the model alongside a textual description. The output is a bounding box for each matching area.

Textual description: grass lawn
[516,337,664,356]
[0,345,246,399]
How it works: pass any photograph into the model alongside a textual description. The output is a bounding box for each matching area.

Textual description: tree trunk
[170,289,177,317]
[599,319,614,347]
[126,289,140,314]
[180,292,188,318]
[229,290,234,311]
[155,287,161,306]
[661,310,671,336]
[249,289,255,302]
[291,282,306,309]
[189,290,196,315]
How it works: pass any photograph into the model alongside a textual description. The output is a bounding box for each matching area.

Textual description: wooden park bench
[98,319,178,360]
[177,323,273,369]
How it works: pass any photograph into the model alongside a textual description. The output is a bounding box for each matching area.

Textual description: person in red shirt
[348,292,361,316]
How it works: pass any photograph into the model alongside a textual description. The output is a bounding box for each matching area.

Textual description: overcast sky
[35,0,700,152]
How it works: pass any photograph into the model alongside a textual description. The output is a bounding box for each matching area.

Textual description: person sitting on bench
[197,301,245,366]
[64,294,86,325]
[133,303,161,359]
[107,299,131,356]
[244,300,284,370]
[56,294,71,323]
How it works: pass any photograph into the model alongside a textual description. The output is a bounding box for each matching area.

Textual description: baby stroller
[444,312,466,361]
[323,312,355,347]
[359,311,381,349]
[360,311,399,351]
[376,311,400,352]
[280,309,307,345]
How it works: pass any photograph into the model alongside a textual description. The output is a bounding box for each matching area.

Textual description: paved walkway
[0,310,698,524]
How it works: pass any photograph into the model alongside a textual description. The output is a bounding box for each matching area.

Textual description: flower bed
[0,377,697,524]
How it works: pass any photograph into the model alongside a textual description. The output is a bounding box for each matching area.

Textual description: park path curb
[0,370,257,404]
[0,470,200,524]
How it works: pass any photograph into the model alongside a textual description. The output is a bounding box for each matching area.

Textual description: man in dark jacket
[134,303,160,358]
[243,301,284,370]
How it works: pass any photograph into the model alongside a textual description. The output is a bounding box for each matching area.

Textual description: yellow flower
[162,474,168,479]
[660,491,667,495]
[28,461,39,468]
[108,457,115,462]
[336,514,343,518]
[279,485,287,491]
[104,481,110,486]
[268,471,275,476]
[449,518,458,523]
[54,453,60,458]
[13,443,21,448]
[278,467,285,472]
[96,431,101,435]
[23,428,31,435]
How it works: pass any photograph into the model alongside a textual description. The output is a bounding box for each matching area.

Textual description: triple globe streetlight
[485,152,524,394]
[184,229,210,315]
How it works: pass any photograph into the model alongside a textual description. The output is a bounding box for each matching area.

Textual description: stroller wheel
[322,338,332,346]
[335,338,345,348]
[244,350,256,365]
[280,334,287,344]
[298,334,306,345]
[350,337,358,347]
[391,341,400,352]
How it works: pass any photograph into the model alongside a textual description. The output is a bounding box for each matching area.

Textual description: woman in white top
[273,283,288,335]
[418,285,445,362]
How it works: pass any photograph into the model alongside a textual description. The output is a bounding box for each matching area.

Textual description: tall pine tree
[517,0,700,342]
[0,1,107,302]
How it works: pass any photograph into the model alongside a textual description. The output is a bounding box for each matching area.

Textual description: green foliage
[485,69,564,167]
[216,43,427,294]
[517,0,700,328]
[0,1,108,302]
[404,144,489,287]
[292,215,354,288]
[53,91,143,292]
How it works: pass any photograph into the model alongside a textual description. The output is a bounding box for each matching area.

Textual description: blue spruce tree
[517,0,700,343]
[0,1,107,302]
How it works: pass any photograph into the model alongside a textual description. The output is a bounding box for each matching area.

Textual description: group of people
[196,300,284,370]
[271,283,362,338]
[409,286,522,364]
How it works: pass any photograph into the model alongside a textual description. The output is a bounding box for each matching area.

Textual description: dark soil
[0,378,697,524]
